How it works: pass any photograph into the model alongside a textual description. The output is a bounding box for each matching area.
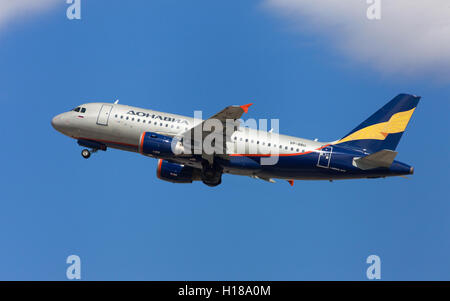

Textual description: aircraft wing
[179,103,253,163]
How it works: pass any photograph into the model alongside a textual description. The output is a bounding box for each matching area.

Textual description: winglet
[288,180,294,186]
[240,103,253,114]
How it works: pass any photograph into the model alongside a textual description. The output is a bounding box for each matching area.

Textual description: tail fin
[336,94,420,153]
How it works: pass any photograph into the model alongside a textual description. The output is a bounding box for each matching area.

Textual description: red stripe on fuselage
[74,136,330,159]
[76,137,138,148]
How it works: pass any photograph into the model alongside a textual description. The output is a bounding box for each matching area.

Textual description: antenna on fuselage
[114,99,119,104]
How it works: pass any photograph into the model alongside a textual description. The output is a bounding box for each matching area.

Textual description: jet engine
[156,159,201,183]
[139,132,184,157]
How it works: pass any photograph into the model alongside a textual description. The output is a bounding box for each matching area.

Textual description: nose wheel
[77,140,106,159]
[81,149,91,159]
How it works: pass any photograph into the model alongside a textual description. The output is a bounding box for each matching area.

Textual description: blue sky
[0,0,449,280]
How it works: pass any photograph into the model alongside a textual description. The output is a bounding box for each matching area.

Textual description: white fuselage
[52,102,326,174]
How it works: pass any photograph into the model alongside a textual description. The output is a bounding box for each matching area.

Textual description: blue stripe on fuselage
[230,145,411,180]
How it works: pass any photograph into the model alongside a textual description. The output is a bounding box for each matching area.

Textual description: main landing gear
[201,160,223,187]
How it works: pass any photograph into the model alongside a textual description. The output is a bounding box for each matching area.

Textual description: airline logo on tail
[338,107,416,144]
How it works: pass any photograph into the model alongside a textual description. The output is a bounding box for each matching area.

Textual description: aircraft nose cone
[51,114,65,131]
[51,116,59,130]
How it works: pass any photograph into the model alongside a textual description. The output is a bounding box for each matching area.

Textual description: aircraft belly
[78,119,141,152]
[245,151,355,180]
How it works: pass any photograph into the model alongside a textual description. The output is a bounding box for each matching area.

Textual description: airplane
[51,94,420,187]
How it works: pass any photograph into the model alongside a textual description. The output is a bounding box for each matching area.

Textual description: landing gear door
[317,146,333,168]
[97,105,113,126]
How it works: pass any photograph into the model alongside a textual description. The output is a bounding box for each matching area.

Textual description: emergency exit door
[317,146,333,168]
[97,105,113,126]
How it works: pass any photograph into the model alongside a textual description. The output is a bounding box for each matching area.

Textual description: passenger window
[120,116,123,119]
[245,139,248,142]
[285,146,288,150]
[166,124,168,127]
[268,143,271,147]
[296,148,299,152]
[126,117,129,120]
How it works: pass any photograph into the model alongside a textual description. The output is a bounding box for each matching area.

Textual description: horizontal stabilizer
[353,149,398,170]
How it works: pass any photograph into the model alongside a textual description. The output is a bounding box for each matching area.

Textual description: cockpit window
[72,107,86,113]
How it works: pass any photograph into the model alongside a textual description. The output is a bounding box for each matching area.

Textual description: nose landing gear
[81,149,91,159]
[81,148,99,159]
[78,139,107,159]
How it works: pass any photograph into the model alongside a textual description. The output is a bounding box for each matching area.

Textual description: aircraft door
[97,105,113,126]
[317,146,333,168]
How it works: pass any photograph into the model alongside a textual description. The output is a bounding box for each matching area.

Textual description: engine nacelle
[139,132,184,157]
[156,159,201,183]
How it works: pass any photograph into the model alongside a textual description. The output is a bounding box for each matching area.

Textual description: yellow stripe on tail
[338,108,416,144]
